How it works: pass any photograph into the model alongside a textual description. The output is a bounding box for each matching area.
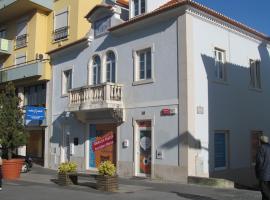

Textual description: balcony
[0,0,53,23]
[68,83,124,123]
[69,83,123,111]
[0,60,48,83]
[0,38,12,55]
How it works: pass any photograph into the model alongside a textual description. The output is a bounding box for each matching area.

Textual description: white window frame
[214,48,226,81]
[249,59,261,89]
[133,46,154,85]
[92,55,101,85]
[53,7,69,42]
[62,69,73,96]
[106,51,116,83]
[214,130,229,171]
[133,0,146,17]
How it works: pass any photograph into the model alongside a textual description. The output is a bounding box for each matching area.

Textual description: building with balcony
[0,0,102,167]
[47,0,270,187]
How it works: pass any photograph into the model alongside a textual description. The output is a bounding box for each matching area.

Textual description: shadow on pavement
[171,191,217,200]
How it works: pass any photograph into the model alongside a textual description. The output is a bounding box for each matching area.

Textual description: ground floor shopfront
[50,105,187,181]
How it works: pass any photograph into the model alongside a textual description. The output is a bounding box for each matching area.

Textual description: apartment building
[0,0,101,167]
[48,0,270,187]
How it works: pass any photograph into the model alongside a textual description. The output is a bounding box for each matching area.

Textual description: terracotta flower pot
[2,159,24,180]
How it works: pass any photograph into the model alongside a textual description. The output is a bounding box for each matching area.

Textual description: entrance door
[135,121,152,177]
[60,125,70,163]
[88,124,116,170]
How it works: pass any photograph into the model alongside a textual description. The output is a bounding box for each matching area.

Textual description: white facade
[48,0,270,186]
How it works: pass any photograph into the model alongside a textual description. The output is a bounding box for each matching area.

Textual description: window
[0,59,3,69]
[251,131,263,164]
[136,48,152,81]
[54,8,69,41]
[214,48,226,81]
[106,51,116,83]
[94,17,111,37]
[24,84,46,106]
[92,55,101,85]
[0,29,6,38]
[134,0,146,16]
[250,59,261,89]
[214,131,229,170]
[16,20,27,48]
[15,53,26,65]
[62,69,72,95]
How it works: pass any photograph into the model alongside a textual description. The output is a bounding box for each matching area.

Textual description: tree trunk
[8,149,12,160]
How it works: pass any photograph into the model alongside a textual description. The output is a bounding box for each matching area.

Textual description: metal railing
[53,26,68,42]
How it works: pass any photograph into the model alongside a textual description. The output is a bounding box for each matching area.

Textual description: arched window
[92,55,101,85]
[106,51,116,83]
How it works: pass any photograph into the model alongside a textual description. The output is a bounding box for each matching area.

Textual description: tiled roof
[85,4,113,19]
[109,0,270,41]
[116,0,129,7]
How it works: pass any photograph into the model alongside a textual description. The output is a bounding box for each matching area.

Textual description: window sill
[52,37,69,44]
[61,94,68,98]
[14,44,27,50]
[249,87,262,93]
[214,166,228,171]
[132,79,154,86]
[212,80,229,86]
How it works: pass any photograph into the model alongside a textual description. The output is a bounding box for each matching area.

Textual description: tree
[0,82,28,159]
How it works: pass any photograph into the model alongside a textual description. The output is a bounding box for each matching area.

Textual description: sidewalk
[1,166,262,200]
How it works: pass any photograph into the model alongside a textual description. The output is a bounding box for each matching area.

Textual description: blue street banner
[25,106,45,121]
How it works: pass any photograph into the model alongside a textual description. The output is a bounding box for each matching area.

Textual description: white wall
[191,11,270,176]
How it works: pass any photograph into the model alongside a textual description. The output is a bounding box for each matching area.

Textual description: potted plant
[0,82,28,180]
[96,161,118,192]
[58,162,78,186]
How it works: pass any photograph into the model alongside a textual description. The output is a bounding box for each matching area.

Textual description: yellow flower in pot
[58,162,78,186]
[97,161,118,192]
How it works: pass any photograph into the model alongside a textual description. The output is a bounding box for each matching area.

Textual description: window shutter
[55,8,68,30]
[214,132,226,168]
[17,20,27,36]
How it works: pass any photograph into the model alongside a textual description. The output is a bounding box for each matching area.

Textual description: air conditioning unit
[36,53,47,60]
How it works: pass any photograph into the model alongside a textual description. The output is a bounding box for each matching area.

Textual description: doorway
[135,121,152,177]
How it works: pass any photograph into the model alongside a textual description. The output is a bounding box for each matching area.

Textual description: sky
[193,0,270,36]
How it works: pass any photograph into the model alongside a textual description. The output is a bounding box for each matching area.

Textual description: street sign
[25,106,45,121]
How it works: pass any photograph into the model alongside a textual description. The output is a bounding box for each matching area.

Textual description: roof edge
[109,0,270,42]
[46,37,88,55]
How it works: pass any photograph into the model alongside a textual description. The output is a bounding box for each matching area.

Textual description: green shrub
[58,162,77,174]
[98,161,116,176]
